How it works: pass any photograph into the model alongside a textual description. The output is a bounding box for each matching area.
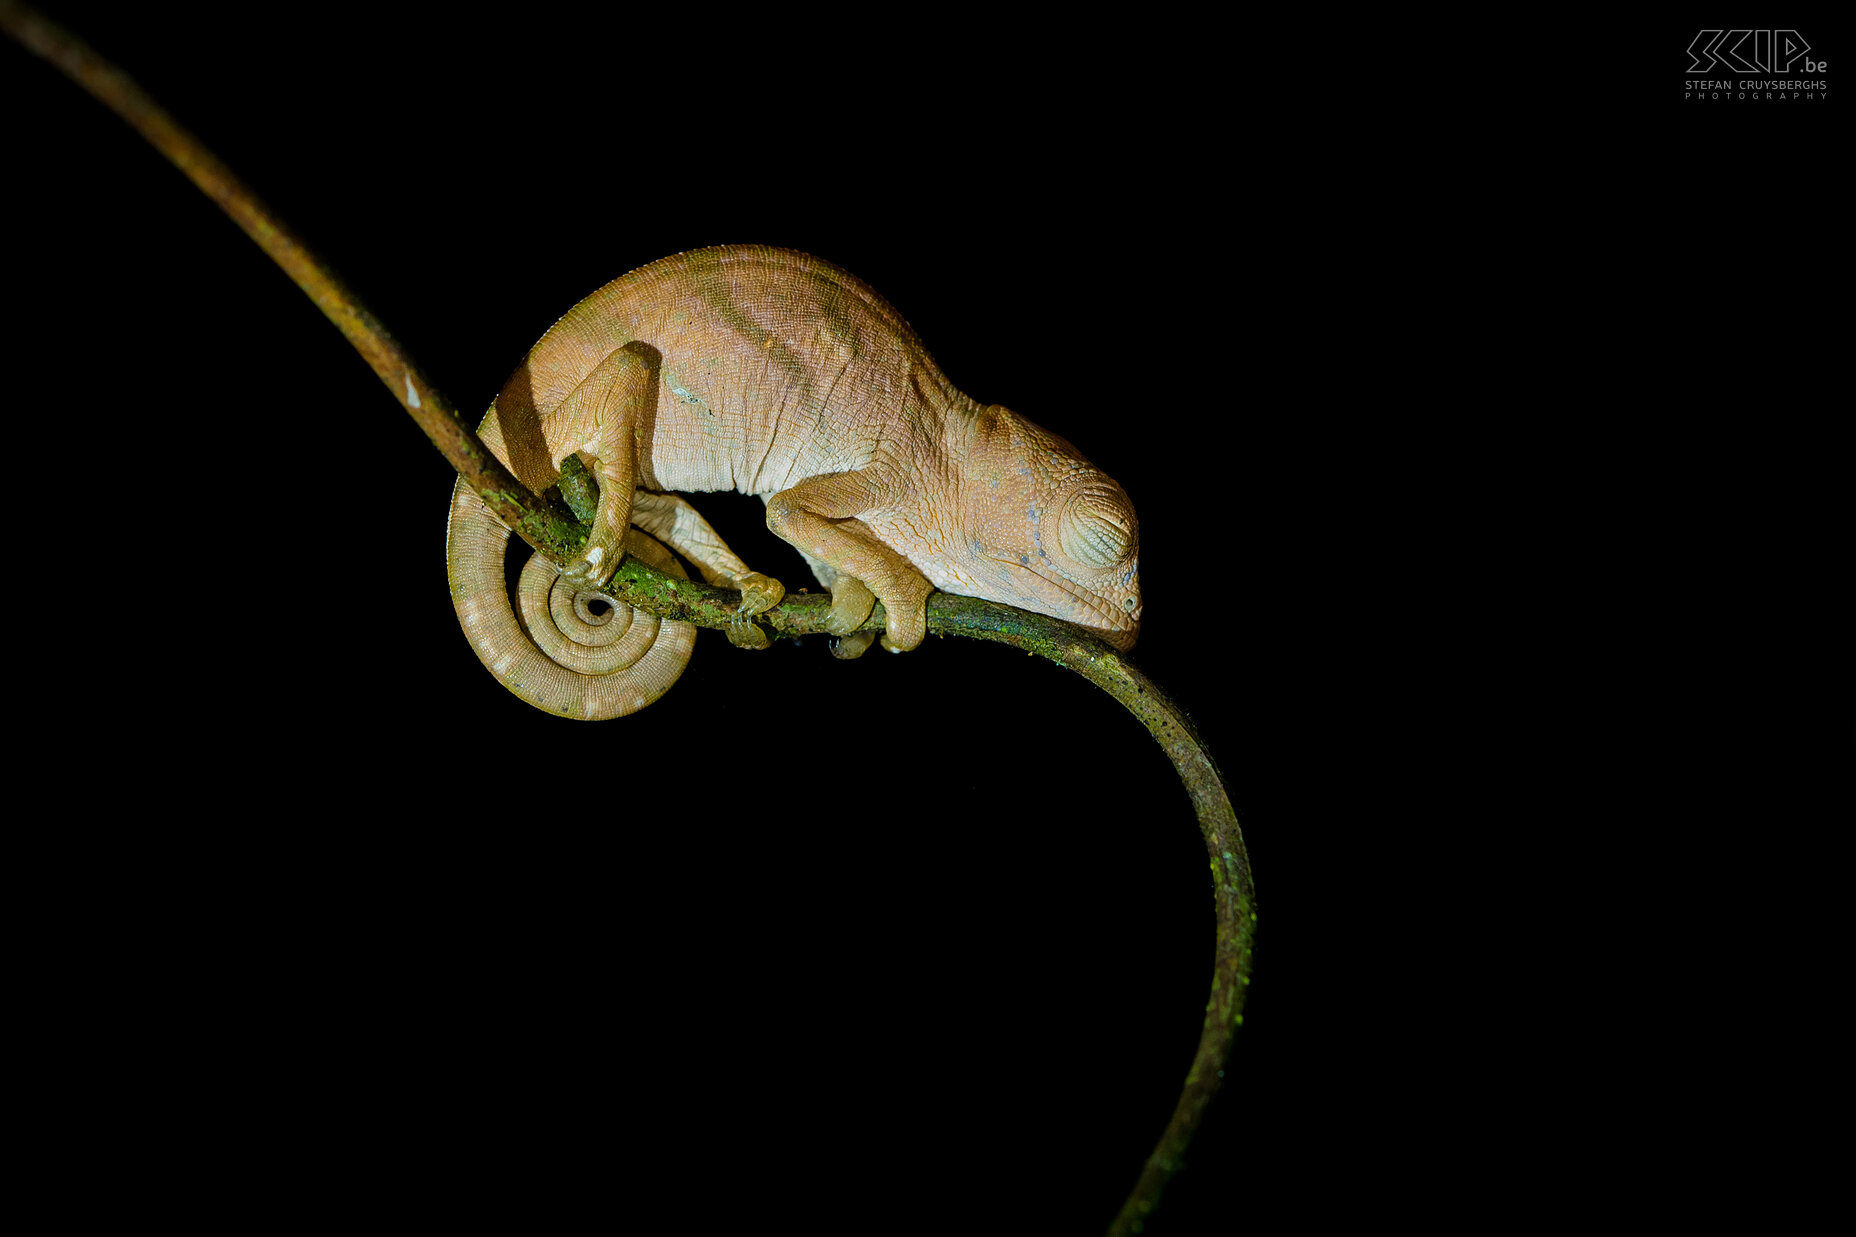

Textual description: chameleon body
[447,245,1143,718]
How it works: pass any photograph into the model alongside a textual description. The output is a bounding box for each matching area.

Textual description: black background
[5,5,1847,1231]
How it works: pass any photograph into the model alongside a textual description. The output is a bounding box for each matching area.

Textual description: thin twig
[0,0,583,563]
[3,5,1257,1229]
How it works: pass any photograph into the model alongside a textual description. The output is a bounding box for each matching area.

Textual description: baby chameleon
[446,245,1142,719]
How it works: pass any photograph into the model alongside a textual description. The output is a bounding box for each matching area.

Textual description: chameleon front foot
[874,576,933,652]
[831,630,878,660]
[822,576,876,637]
[821,576,878,658]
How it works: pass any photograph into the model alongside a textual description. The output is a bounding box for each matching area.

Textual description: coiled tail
[446,478,697,719]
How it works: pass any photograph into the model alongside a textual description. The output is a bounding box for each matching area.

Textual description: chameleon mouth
[1095,620,1140,652]
[989,555,1140,647]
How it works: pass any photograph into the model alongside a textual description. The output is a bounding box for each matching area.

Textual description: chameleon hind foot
[720,572,783,650]
[724,610,771,650]
[731,571,785,617]
[558,545,617,591]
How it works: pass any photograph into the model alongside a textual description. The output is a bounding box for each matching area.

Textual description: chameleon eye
[1060,489,1133,568]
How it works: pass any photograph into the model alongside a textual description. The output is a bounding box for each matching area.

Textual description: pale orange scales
[448,245,1141,720]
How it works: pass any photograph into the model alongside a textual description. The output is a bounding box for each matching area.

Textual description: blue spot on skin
[1019,554,1029,565]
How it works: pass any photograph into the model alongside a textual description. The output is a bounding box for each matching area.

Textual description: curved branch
[3,5,1257,1230]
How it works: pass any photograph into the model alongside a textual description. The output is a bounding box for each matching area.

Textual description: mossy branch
[3,5,1256,1231]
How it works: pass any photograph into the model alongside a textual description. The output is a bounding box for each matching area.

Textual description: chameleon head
[943,404,1143,650]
